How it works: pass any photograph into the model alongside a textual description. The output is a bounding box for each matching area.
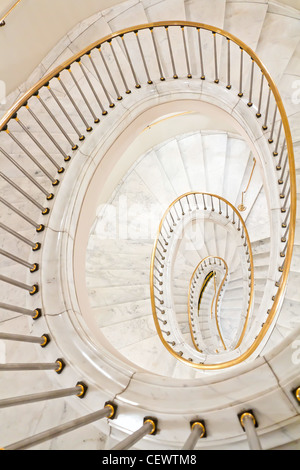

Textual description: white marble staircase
[86,131,269,376]
[0,0,299,451]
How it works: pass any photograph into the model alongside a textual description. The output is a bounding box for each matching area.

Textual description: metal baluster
[238,47,244,97]
[0,145,53,198]
[281,187,290,213]
[276,139,286,170]
[77,59,106,118]
[0,383,87,409]
[87,52,114,109]
[169,211,176,227]
[4,128,59,186]
[281,224,290,243]
[278,156,288,185]
[150,27,165,81]
[226,39,231,89]
[65,67,96,129]
[248,59,254,107]
[154,294,164,305]
[0,359,64,373]
[15,116,65,173]
[157,239,167,253]
[282,206,290,228]
[211,196,215,212]
[268,106,277,143]
[0,248,38,272]
[182,421,206,450]
[0,197,44,232]
[182,26,192,78]
[135,30,153,84]
[262,87,271,130]
[165,26,178,79]
[179,199,185,215]
[97,44,123,100]
[155,256,164,269]
[212,32,219,83]
[120,34,141,89]
[202,194,207,210]
[0,332,49,346]
[239,412,262,450]
[256,73,264,118]
[273,121,283,156]
[112,418,157,450]
[197,28,205,80]
[0,302,41,319]
[194,193,199,210]
[45,82,87,138]
[25,101,77,156]
[108,39,132,94]
[280,178,289,200]
[0,222,41,251]
[2,402,117,451]
[186,195,191,211]
[0,274,38,295]
[0,172,50,215]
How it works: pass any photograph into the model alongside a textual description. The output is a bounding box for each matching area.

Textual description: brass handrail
[0,21,295,369]
[0,0,22,27]
[188,256,229,353]
[150,192,255,368]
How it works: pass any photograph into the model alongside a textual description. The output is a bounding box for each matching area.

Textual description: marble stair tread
[222,138,251,206]
[86,251,151,271]
[156,139,192,196]
[141,0,186,22]
[91,298,152,328]
[87,236,154,255]
[177,132,207,193]
[101,314,157,350]
[87,284,150,308]
[118,334,180,376]
[134,150,177,207]
[102,0,148,32]
[86,268,150,288]
[254,9,300,85]
[201,133,228,195]
[223,1,268,51]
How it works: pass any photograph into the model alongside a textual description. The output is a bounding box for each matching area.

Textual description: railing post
[0,303,41,319]
[182,421,206,449]
[238,410,262,450]
[0,358,65,374]
[1,401,117,450]
[112,417,157,450]
[0,332,50,347]
[0,382,88,409]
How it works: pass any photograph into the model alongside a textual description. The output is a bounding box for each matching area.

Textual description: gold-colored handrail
[0,21,295,369]
[0,0,22,27]
[150,192,255,369]
[188,256,229,353]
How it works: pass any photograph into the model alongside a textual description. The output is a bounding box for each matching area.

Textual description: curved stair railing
[150,192,254,367]
[0,21,296,449]
[188,256,229,354]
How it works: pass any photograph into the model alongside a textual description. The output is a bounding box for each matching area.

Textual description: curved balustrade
[0,20,296,448]
[0,23,295,348]
[188,256,229,354]
[150,192,254,367]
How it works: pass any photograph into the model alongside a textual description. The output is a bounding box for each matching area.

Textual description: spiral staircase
[0,0,299,450]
